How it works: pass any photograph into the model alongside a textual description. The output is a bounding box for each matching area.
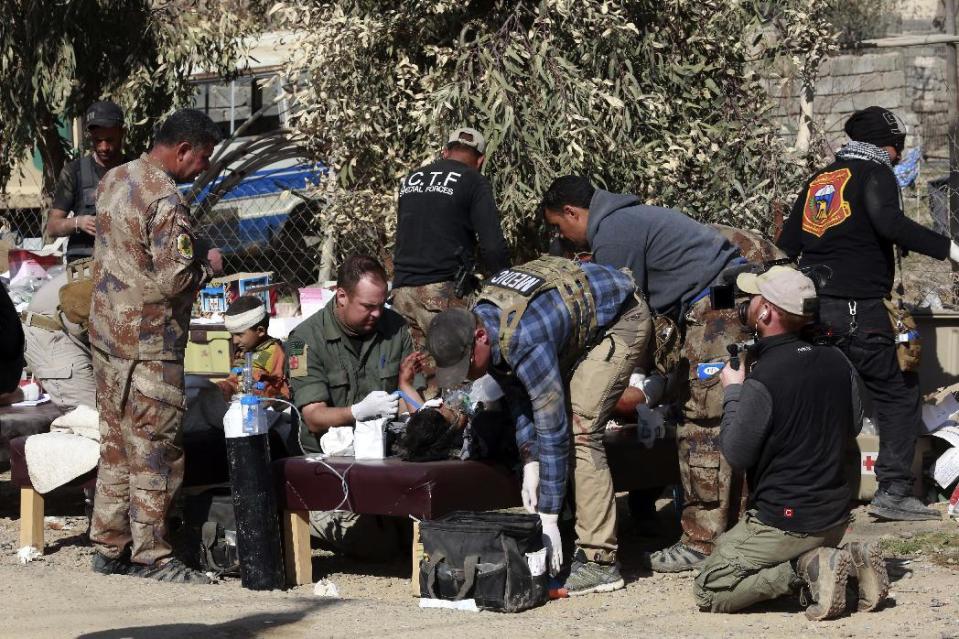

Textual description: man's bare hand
[398,351,427,386]
[206,248,224,275]
[77,215,97,236]
[720,361,746,388]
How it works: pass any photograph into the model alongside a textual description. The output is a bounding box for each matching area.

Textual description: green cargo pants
[693,510,846,613]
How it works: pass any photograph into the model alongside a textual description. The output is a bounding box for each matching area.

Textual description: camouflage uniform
[89,153,212,566]
[676,226,786,554]
[391,281,469,394]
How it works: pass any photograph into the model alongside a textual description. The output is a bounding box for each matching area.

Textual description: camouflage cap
[447,127,486,154]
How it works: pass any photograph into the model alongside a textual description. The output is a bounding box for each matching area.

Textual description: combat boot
[794,547,851,621]
[842,541,888,612]
[91,547,134,576]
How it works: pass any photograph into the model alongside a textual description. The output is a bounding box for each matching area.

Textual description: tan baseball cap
[448,127,486,154]
[736,266,816,316]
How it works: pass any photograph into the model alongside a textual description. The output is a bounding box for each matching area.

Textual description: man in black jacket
[778,105,958,521]
[694,266,887,620]
[391,127,510,392]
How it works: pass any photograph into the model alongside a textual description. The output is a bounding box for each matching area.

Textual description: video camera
[709,258,829,323]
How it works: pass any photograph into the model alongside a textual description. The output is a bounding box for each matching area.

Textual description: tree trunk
[34,102,68,196]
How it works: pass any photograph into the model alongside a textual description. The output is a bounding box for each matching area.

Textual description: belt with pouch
[20,310,63,332]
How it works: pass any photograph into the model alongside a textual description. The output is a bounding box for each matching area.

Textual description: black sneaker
[869,490,940,522]
[91,550,134,576]
[130,557,215,584]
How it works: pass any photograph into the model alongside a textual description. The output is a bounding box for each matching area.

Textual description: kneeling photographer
[694,266,888,620]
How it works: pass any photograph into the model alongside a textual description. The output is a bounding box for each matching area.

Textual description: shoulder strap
[79,155,97,191]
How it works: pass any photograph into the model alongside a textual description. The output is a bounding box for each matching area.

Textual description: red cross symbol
[863,456,876,472]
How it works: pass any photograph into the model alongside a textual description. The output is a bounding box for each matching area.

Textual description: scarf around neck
[835,140,893,171]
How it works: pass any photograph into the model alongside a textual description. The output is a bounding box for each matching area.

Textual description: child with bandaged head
[216,295,290,403]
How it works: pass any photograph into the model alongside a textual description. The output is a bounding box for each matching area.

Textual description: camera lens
[737,300,750,326]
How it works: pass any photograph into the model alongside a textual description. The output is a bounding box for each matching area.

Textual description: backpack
[58,258,95,330]
[418,511,548,613]
[182,488,240,577]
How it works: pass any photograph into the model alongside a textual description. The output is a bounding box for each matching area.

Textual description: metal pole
[947,1,959,246]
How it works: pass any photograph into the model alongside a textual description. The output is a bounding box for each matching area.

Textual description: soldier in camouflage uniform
[89,109,219,582]
[675,225,787,566]
[540,176,786,572]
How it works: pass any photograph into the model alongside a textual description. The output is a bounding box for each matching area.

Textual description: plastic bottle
[241,394,259,435]
[242,352,254,394]
[948,483,959,518]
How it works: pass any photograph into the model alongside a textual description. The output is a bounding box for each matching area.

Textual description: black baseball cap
[426,309,477,388]
[85,101,124,129]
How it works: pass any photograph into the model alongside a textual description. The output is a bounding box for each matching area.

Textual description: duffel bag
[418,511,548,612]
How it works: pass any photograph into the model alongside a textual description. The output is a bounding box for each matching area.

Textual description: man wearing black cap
[778,105,959,521]
[46,100,128,262]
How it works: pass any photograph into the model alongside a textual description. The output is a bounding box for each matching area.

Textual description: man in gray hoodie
[540,175,753,573]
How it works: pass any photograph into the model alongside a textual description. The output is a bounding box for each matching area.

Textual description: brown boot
[795,547,851,620]
[842,541,888,612]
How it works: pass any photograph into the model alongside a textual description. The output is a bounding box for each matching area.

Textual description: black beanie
[844,106,906,151]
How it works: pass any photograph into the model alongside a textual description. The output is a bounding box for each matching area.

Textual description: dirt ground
[2,472,958,639]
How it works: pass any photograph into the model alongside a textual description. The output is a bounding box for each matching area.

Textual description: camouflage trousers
[391,281,469,394]
[676,296,750,555]
[569,296,652,564]
[90,348,186,566]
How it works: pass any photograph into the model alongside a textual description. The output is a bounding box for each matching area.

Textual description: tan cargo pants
[90,348,186,566]
[694,510,846,613]
[569,297,652,563]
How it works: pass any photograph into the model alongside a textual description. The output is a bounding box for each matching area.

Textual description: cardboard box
[197,271,274,316]
[185,328,234,375]
[852,432,929,501]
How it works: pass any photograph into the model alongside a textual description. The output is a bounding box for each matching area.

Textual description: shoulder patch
[288,343,308,378]
[176,233,194,260]
[487,268,546,297]
[801,168,852,238]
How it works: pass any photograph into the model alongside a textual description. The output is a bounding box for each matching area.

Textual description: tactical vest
[67,156,99,261]
[477,256,599,359]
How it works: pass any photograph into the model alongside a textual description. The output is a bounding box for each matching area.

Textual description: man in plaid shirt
[426,257,651,595]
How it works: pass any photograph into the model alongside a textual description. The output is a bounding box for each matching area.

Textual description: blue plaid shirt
[474,262,635,514]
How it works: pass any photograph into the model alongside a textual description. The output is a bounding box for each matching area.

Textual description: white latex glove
[419,398,444,411]
[539,513,563,576]
[350,390,398,422]
[628,371,646,389]
[521,461,540,513]
[950,241,959,264]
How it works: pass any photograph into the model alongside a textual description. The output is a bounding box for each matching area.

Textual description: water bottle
[242,352,254,394]
[241,394,259,435]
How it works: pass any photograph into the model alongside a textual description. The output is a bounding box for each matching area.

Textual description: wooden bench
[273,429,679,588]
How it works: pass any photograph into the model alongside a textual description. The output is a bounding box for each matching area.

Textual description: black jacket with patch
[778,158,949,299]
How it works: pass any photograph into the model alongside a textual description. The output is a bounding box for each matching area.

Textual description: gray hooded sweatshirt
[587,189,738,315]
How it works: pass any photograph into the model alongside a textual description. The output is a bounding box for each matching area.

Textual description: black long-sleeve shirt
[778,159,949,299]
[719,333,862,532]
[392,158,509,288]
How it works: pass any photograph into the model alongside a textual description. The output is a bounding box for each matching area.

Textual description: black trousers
[819,297,920,497]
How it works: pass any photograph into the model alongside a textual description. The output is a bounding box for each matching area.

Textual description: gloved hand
[350,390,399,422]
[419,398,444,411]
[539,513,563,576]
[521,461,540,513]
[950,241,959,263]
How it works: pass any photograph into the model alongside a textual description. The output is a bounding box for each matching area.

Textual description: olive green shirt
[287,302,413,453]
